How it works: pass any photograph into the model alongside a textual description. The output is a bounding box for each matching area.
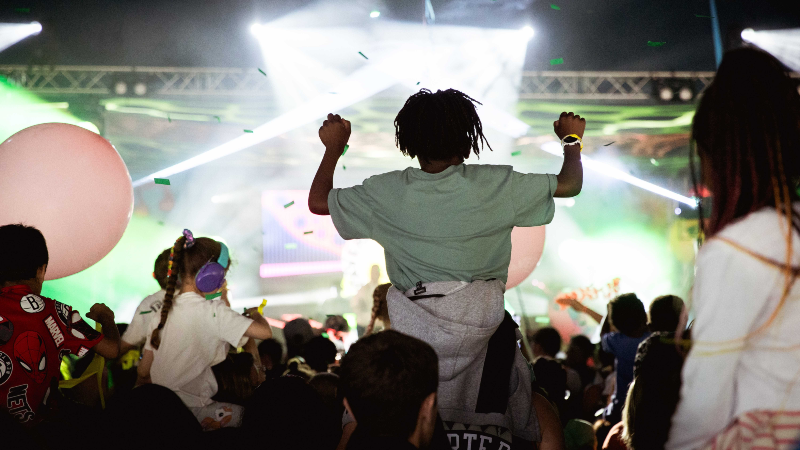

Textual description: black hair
[532,327,562,357]
[609,293,647,337]
[394,88,492,162]
[324,315,350,333]
[257,338,284,368]
[303,336,337,373]
[0,224,49,285]
[568,335,595,360]
[211,352,256,405]
[339,330,438,438]
[648,295,685,333]
[624,332,686,450]
[532,357,567,421]
[153,248,171,290]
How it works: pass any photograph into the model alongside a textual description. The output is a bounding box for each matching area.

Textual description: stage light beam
[540,141,698,207]
[0,22,43,53]
[740,27,800,71]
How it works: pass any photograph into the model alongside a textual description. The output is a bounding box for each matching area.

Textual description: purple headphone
[194,240,230,293]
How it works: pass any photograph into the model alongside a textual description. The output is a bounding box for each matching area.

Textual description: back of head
[609,293,647,337]
[339,330,438,438]
[104,384,201,450]
[532,327,562,358]
[309,372,343,418]
[149,233,226,349]
[0,224,48,285]
[284,318,314,359]
[394,88,492,162]
[212,352,256,405]
[324,314,350,333]
[153,247,172,290]
[532,357,567,410]
[624,332,686,450]
[564,419,597,450]
[303,335,337,373]
[692,47,800,236]
[243,376,340,449]
[649,295,685,333]
[258,337,284,367]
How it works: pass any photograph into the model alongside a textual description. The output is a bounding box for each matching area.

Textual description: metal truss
[0,65,796,99]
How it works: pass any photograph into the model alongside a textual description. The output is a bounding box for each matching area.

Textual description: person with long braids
[666,48,800,450]
[137,230,272,429]
[364,283,392,336]
[311,88,585,448]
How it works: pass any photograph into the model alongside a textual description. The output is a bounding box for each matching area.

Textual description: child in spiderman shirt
[0,224,121,425]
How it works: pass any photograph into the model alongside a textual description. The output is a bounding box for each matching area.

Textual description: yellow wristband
[561,134,583,151]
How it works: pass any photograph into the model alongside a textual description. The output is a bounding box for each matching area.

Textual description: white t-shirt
[667,205,800,450]
[144,291,253,408]
[122,289,165,347]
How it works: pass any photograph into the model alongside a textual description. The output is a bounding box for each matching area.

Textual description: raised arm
[309,113,351,215]
[552,112,585,198]
[243,307,273,340]
[86,303,121,359]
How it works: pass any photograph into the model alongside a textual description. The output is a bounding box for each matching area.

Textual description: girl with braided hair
[310,88,585,447]
[137,230,272,429]
[667,48,800,450]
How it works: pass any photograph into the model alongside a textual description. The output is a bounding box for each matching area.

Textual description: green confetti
[343,165,346,170]
[244,129,254,133]
[139,310,152,315]
[215,116,221,123]
[206,292,222,300]
[284,201,295,208]
[304,231,313,235]
[511,150,522,156]
[168,114,171,123]
[647,41,666,47]
[694,14,714,18]
[416,82,420,85]
[284,243,298,250]
[650,158,660,166]
[342,144,349,156]
[550,4,560,10]
[15,8,30,13]
[154,178,170,185]
[358,51,368,59]
[550,58,564,65]
[604,141,615,146]
[258,68,267,76]
[322,332,329,338]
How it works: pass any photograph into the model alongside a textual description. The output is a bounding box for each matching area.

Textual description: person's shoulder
[364,169,407,184]
[713,204,800,264]
[463,164,514,176]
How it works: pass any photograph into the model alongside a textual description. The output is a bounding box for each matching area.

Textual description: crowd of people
[1,46,799,450]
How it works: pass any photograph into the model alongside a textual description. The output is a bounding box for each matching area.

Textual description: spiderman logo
[14,332,47,384]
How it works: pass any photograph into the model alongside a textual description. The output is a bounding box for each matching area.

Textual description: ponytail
[150,235,186,349]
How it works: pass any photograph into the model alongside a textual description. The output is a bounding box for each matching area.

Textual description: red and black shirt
[0,285,103,424]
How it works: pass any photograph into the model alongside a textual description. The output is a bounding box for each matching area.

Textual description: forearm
[578,305,603,323]
[245,312,273,340]
[554,147,582,198]
[309,149,342,215]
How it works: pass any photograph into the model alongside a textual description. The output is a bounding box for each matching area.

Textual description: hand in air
[319,113,351,152]
[87,303,115,323]
[553,112,586,140]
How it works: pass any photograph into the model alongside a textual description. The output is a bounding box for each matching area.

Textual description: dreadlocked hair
[365,283,392,336]
[394,88,492,162]
[689,46,800,343]
[149,236,226,350]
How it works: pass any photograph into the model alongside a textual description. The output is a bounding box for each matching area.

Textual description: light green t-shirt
[328,164,557,292]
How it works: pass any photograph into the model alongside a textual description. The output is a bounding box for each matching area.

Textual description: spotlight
[675,207,682,215]
[133,82,147,96]
[678,86,693,101]
[521,26,535,40]
[114,81,127,95]
[30,21,42,35]
[741,28,755,42]
[658,86,674,101]
[250,23,261,35]
[370,10,380,18]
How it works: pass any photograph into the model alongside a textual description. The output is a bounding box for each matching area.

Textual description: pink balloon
[0,123,133,280]
[506,226,546,289]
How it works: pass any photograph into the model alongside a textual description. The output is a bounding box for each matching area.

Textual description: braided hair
[149,234,226,350]
[365,283,392,336]
[394,88,492,162]
[150,235,185,350]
